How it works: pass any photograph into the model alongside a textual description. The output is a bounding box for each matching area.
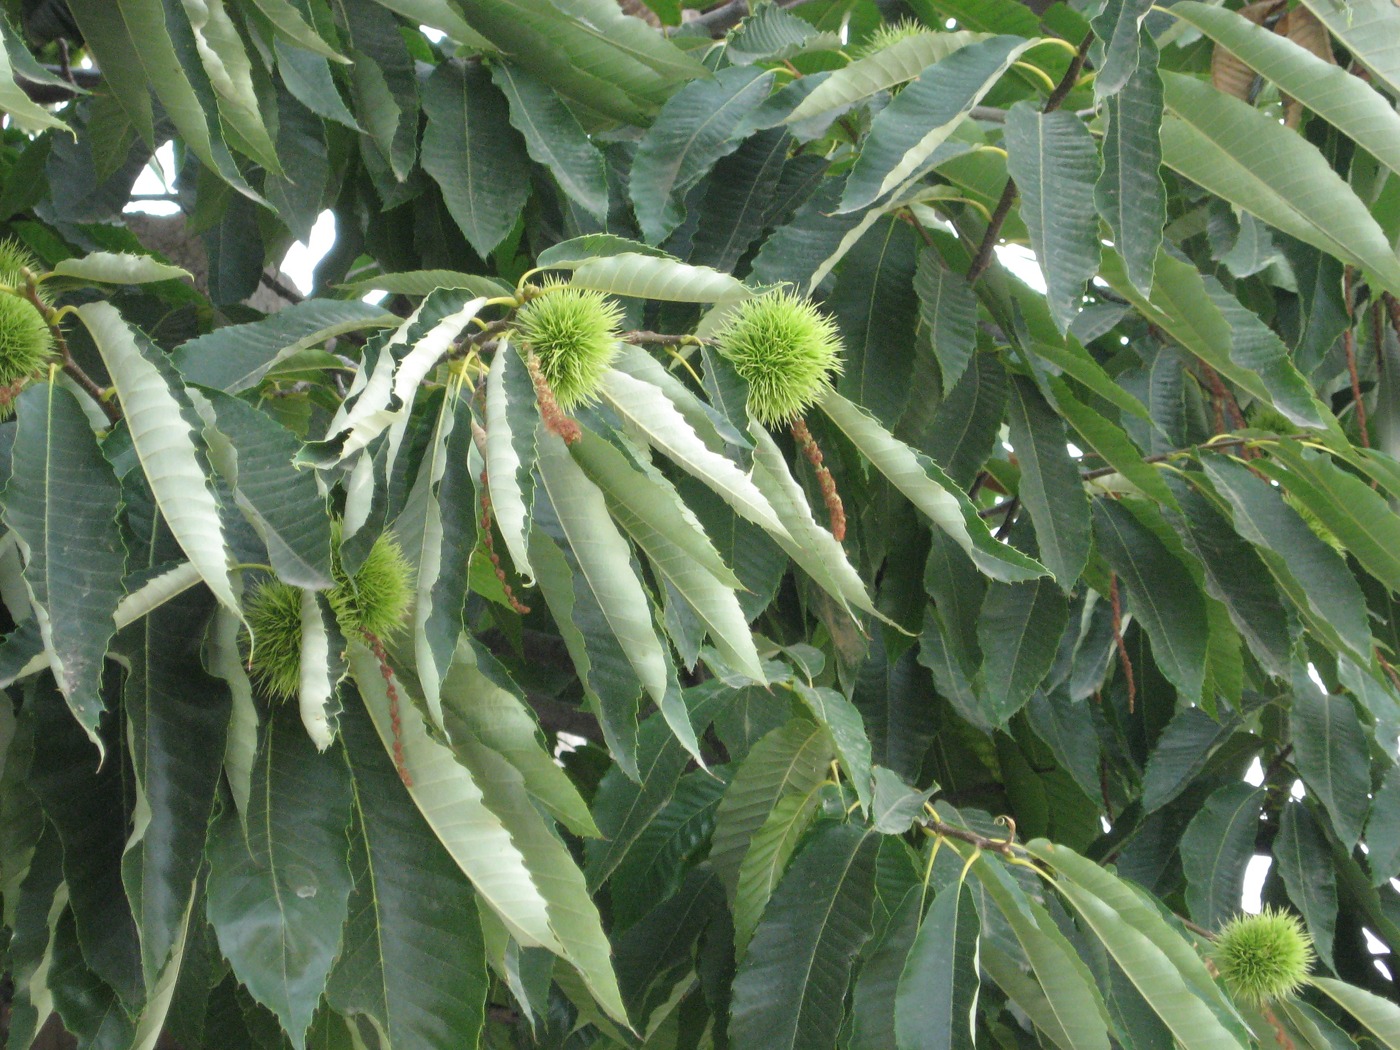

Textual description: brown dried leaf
[1211,0,1286,101]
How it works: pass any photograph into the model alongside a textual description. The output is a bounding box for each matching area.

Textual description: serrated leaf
[1096,49,1164,296]
[328,695,488,1049]
[346,638,558,950]
[1175,2,1400,181]
[915,249,977,395]
[787,29,986,123]
[206,703,354,1049]
[2,384,124,745]
[1160,71,1400,295]
[1292,683,1370,848]
[492,61,609,222]
[1004,103,1102,333]
[1007,375,1091,586]
[295,589,343,751]
[569,251,754,304]
[1092,499,1208,705]
[77,302,241,617]
[47,252,191,286]
[1181,782,1265,930]
[977,579,1068,724]
[179,0,282,173]
[840,35,1034,214]
[1276,801,1338,970]
[1026,840,1251,1049]
[454,0,707,122]
[199,388,332,590]
[172,299,396,394]
[1200,458,1370,662]
[894,882,979,1050]
[0,19,71,133]
[631,65,774,244]
[730,823,879,1050]
[421,61,530,257]
[733,782,825,954]
[485,339,537,585]
[337,271,512,299]
[728,2,838,65]
[571,429,762,681]
[251,0,346,60]
[1294,0,1400,98]
[534,427,682,744]
[1092,0,1154,99]
[116,586,229,989]
[1311,977,1400,1050]
[821,391,1047,583]
[793,682,873,811]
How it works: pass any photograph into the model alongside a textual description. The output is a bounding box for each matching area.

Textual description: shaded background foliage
[2,0,1400,1048]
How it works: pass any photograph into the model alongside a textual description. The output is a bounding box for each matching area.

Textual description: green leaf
[1165,479,1294,678]
[894,882,979,1050]
[178,0,282,172]
[733,782,826,954]
[1004,103,1102,333]
[336,0,419,179]
[2,384,124,745]
[1311,977,1400,1050]
[346,638,557,949]
[727,2,838,65]
[0,19,71,133]
[710,717,834,907]
[840,35,1034,213]
[484,340,537,585]
[250,0,346,60]
[977,578,1069,724]
[569,253,754,304]
[1275,801,1338,970]
[1092,0,1153,99]
[1259,441,1400,596]
[1141,706,1241,813]
[1294,0,1400,98]
[1367,765,1400,887]
[822,390,1047,583]
[1172,2,1400,181]
[77,302,241,618]
[337,271,512,299]
[747,422,879,618]
[295,590,343,752]
[571,430,763,682]
[199,389,332,590]
[630,66,774,244]
[1180,783,1265,930]
[1200,458,1371,662]
[1092,499,1208,705]
[421,61,530,257]
[969,853,1111,1050]
[172,300,396,393]
[1095,48,1164,296]
[48,907,136,1049]
[454,0,707,122]
[852,888,921,1050]
[491,61,609,222]
[1291,683,1370,849]
[329,693,492,1050]
[1026,840,1250,1049]
[206,703,354,1049]
[793,682,873,811]
[915,249,978,395]
[47,251,191,286]
[1160,72,1400,295]
[1050,378,1176,508]
[87,0,262,200]
[730,823,879,1050]
[534,427,685,743]
[116,586,229,989]
[1007,375,1091,586]
[614,866,724,1029]
[600,368,782,535]
[787,29,987,124]
[441,637,598,838]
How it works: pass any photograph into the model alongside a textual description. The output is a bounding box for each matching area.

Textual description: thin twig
[923,816,1017,856]
[966,32,1092,285]
[994,496,1019,540]
[1110,574,1136,714]
[1343,267,1370,448]
[622,330,707,348]
[24,286,120,424]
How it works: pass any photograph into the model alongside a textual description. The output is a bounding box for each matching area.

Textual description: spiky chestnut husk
[0,293,53,383]
[714,291,844,427]
[856,17,932,56]
[245,579,304,701]
[1213,908,1315,1005]
[329,526,415,639]
[514,286,624,411]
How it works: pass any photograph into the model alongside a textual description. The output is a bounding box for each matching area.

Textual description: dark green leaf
[977,579,1068,725]
[1291,683,1370,849]
[1095,45,1164,296]
[1180,782,1264,930]
[1008,375,1091,587]
[915,249,977,395]
[1275,801,1338,971]
[894,882,979,1050]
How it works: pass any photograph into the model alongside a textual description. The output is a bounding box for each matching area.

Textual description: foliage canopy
[3,0,1400,1048]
